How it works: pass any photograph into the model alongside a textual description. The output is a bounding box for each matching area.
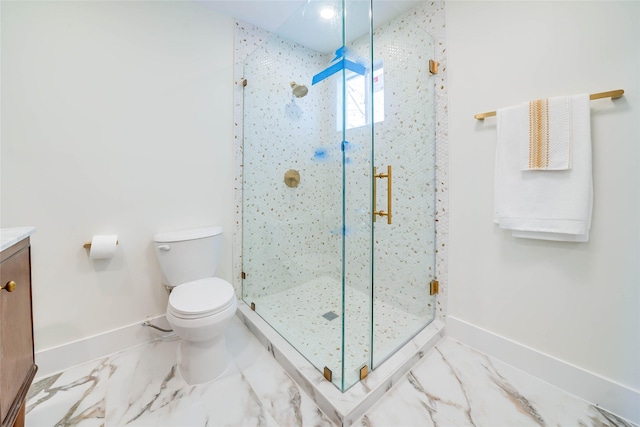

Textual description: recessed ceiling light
[320,6,336,20]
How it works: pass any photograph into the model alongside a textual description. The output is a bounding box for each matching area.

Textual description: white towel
[494,94,592,242]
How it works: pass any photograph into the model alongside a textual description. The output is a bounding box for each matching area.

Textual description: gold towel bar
[474,89,625,120]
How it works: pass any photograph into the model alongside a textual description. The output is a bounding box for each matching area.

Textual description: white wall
[1,1,235,351]
[446,1,639,391]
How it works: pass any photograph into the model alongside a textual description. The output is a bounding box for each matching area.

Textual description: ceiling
[201,1,424,53]
[201,1,306,33]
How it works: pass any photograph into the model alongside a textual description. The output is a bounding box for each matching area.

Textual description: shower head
[290,81,309,98]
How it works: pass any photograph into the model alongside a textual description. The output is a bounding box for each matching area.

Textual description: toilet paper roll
[89,235,118,259]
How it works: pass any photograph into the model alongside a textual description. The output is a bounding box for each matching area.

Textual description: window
[338,60,384,131]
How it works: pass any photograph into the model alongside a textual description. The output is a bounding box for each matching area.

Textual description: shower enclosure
[241,0,437,391]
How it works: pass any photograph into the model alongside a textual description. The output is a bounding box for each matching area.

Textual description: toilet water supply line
[140,284,176,334]
[141,320,173,333]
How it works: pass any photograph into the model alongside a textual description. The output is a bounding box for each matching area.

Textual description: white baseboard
[35,315,171,380]
[445,315,639,426]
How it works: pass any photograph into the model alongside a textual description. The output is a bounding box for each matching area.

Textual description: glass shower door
[336,0,437,377]
[371,26,437,367]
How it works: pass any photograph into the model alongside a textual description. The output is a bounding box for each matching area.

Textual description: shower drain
[322,311,339,321]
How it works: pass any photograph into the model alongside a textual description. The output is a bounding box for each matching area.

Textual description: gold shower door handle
[373,165,392,224]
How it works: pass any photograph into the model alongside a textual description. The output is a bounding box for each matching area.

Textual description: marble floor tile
[26,316,635,427]
[355,337,636,427]
[27,357,112,427]
[26,316,333,427]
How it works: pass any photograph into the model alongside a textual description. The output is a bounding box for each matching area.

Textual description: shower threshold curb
[236,302,445,427]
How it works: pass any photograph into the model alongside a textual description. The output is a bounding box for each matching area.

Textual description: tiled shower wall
[238,26,342,298]
[233,1,448,320]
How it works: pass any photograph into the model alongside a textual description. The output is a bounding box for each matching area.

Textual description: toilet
[153,226,237,385]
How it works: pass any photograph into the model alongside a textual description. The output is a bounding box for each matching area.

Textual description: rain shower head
[290,81,309,98]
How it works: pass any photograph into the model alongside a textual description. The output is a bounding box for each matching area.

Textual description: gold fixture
[429,59,439,74]
[1,281,16,292]
[324,366,333,382]
[430,279,439,295]
[83,240,119,249]
[290,81,309,98]
[250,302,256,311]
[474,89,625,120]
[373,165,392,224]
[241,272,247,279]
[284,169,301,188]
[242,78,247,87]
[359,365,369,380]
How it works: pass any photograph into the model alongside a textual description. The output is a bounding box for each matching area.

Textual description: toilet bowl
[153,227,237,385]
[166,278,237,384]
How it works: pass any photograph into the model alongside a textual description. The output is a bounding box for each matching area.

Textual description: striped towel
[523,96,572,171]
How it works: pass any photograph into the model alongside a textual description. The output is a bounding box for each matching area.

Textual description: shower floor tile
[250,277,428,387]
[25,315,635,427]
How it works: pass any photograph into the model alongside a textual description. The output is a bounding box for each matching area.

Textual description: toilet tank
[153,226,223,287]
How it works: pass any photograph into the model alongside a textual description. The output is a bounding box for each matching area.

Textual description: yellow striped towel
[524,96,572,171]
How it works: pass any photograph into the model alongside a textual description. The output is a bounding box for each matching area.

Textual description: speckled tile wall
[238,28,341,300]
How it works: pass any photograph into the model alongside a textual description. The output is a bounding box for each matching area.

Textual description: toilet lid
[168,277,235,319]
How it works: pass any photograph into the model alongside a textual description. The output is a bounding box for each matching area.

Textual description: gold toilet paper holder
[83,240,119,249]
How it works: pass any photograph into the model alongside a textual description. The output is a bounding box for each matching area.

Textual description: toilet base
[166,294,237,385]
[177,334,228,385]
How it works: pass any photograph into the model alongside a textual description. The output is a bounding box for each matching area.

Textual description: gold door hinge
[430,279,439,295]
[241,272,247,279]
[359,365,369,380]
[324,367,332,382]
[429,59,439,74]
[242,78,247,87]
[250,302,255,311]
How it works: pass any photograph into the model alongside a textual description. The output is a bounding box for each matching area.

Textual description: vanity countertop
[0,226,36,252]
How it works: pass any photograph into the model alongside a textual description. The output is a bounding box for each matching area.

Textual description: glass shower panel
[371,23,437,367]
[241,22,344,385]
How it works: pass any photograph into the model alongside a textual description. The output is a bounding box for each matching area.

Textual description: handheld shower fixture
[290,81,309,98]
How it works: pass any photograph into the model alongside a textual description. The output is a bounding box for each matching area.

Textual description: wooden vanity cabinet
[0,237,37,427]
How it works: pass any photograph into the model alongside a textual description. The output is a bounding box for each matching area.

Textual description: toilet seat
[168,277,235,320]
